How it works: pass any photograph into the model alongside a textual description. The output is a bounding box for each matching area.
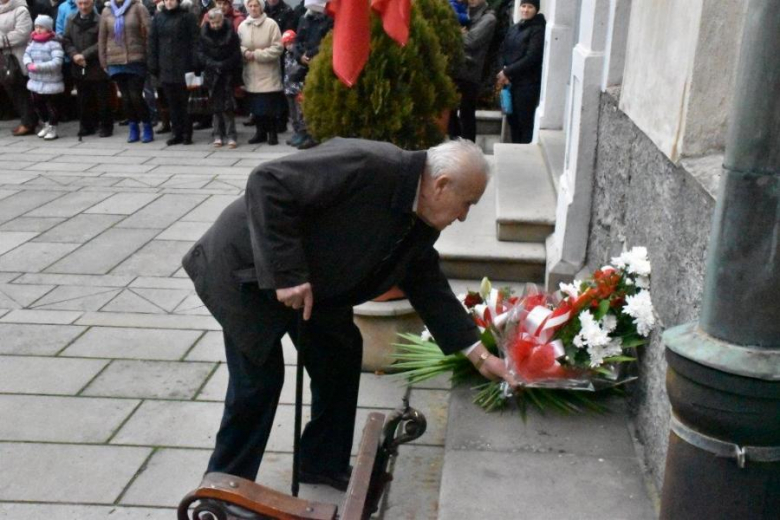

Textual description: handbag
[0,36,22,85]
[500,86,513,115]
[187,85,210,116]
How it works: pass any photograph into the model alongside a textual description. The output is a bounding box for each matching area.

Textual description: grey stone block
[180,194,238,223]
[0,443,151,504]
[0,356,107,394]
[407,389,449,447]
[45,228,158,274]
[358,373,407,410]
[13,272,134,287]
[185,330,225,362]
[116,194,206,230]
[0,308,82,324]
[74,311,221,330]
[0,395,139,442]
[25,190,112,218]
[438,450,655,520]
[84,192,161,215]
[63,326,202,360]
[30,285,120,311]
[83,359,216,399]
[119,447,211,507]
[159,176,212,190]
[382,445,444,520]
[0,323,86,355]
[111,399,223,448]
[154,221,212,241]
[445,385,636,458]
[0,230,38,255]
[0,281,54,308]
[130,277,194,290]
[87,163,157,174]
[32,214,123,243]
[0,504,171,519]
[25,161,97,172]
[111,240,195,277]
[0,241,80,272]
[0,216,65,232]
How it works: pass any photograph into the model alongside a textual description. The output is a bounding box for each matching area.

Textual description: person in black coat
[182,138,511,488]
[62,0,113,136]
[197,7,241,147]
[497,0,545,144]
[147,0,199,144]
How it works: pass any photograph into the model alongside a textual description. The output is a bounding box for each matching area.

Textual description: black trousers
[161,82,191,139]
[113,73,149,123]
[507,83,540,144]
[1,73,38,128]
[30,92,59,126]
[76,79,113,131]
[206,304,362,481]
[448,79,480,142]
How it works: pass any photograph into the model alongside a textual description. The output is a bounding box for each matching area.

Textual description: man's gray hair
[426,138,491,183]
[207,7,224,19]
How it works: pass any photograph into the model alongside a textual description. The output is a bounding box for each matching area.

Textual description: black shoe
[182,135,193,145]
[243,115,256,127]
[99,126,113,138]
[166,135,184,146]
[268,131,278,146]
[248,132,267,145]
[78,126,96,137]
[299,466,352,492]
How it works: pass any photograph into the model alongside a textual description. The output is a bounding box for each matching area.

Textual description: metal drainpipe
[660,0,780,518]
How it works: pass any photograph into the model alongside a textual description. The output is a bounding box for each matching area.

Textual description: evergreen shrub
[302,0,463,150]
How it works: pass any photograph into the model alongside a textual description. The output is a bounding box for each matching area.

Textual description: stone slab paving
[0,121,448,518]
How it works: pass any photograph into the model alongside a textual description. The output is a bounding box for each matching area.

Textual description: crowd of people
[0,0,331,147]
[2,0,545,147]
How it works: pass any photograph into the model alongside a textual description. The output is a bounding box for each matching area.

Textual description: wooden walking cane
[292,312,305,497]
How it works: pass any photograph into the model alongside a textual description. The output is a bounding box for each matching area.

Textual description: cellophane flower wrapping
[498,246,656,392]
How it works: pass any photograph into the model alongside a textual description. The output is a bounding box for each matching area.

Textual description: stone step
[436,164,546,283]
[494,143,556,243]
[476,110,503,136]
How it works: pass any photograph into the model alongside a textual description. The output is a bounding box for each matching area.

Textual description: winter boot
[127,122,140,143]
[141,122,154,143]
[248,120,267,144]
[267,126,278,146]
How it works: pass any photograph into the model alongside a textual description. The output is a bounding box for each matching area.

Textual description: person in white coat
[0,0,37,135]
[237,0,283,145]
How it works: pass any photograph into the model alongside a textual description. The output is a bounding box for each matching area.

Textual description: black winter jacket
[292,10,332,64]
[147,5,199,84]
[62,11,108,81]
[265,0,294,33]
[499,13,545,87]
[196,22,241,86]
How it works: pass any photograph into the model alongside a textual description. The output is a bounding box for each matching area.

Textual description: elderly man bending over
[183,137,511,490]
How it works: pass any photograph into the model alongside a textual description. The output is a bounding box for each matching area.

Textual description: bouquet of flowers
[393,247,656,415]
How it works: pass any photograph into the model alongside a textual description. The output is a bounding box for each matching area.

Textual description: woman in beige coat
[237,0,283,145]
[0,0,37,135]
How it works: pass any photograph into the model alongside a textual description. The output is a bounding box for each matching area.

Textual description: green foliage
[302,0,461,150]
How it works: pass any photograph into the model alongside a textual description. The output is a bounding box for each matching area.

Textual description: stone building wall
[585,89,721,491]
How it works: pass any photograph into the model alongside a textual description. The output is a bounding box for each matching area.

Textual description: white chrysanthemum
[635,275,650,289]
[612,247,651,276]
[623,290,656,336]
[588,338,624,368]
[420,327,432,342]
[559,281,581,300]
[600,314,617,333]
[573,311,611,350]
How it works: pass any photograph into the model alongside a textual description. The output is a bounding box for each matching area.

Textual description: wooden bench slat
[340,412,386,520]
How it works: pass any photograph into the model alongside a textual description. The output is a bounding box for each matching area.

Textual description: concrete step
[437,163,546,283]
[494,143,556,243]
[475,133,502,155]
[539,129,566,193]
[476,110,503,135]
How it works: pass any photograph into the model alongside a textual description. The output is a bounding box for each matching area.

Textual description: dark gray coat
[62,11,108,81]
[147,5,198,84]
[456,2,496,85]
[182,138,479,364]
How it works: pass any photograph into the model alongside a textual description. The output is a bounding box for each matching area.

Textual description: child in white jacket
[23,14,64,140]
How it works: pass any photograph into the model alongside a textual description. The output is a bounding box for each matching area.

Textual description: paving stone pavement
[0,121,449,519]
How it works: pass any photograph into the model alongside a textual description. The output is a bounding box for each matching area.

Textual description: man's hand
[496,69,509,87]
[466,345,517,386]
[301,54,311,65]
[276,282,313,320]
[73,54,86,67]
